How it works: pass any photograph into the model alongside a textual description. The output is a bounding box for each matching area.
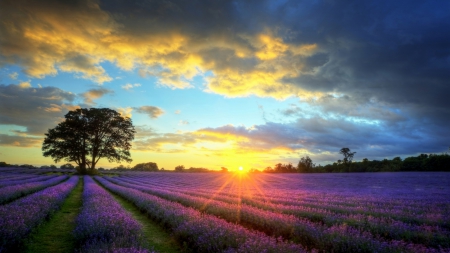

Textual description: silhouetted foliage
[42,108,135,175]
[174,165,185,172]
[132,162,159,171]
[60,163,74,169]
[340,147,356,165]
[187,167,210,172]
[297,156,315,173]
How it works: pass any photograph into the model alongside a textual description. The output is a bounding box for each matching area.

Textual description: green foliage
[42,108,135,175]
[132,162,159,172]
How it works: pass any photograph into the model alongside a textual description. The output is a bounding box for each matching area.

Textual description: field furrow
[74,176,149,253]
[0,175,69,205]
[96,176,309,253]
[0,176,79,252]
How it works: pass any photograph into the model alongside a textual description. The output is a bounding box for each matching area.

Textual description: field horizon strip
[112,174,450,247]
[103,173,450,252]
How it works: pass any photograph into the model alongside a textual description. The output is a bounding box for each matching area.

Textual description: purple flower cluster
[121,175,450,249]
[114,173,450,253]
[0,176,79,252]
[96,176,308,253]
[73,176,148,253]
[0,174,58,188]
[0,175,68,204]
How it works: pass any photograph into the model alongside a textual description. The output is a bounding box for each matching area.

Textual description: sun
[239,166,243,171]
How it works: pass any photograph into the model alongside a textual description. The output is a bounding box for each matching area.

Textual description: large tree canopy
[42,108,135,174]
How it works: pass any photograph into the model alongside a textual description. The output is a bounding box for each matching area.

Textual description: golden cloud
[0,0,322,98]
[81,88,113,105]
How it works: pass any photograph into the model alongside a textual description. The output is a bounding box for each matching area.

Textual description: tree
[42,108,135,175]
[60,163,74,170]
[339,147,356,165]
[297,156,314,173]
[132,162,159,171]
[175,165,185,172]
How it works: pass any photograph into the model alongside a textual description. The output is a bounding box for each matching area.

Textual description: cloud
[1,0,449,162]
[117,107,132,118]
[8,72,18,79]
[18,81,31,88]
[0,0,115,84]
[121,83,141,90]
[81,88,113,105]
[0,83,76,135]
[2,0,447,108]
[0,134,41,147]
[134,106,164,119]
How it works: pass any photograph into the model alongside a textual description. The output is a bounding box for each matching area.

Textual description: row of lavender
[0,170,155,253]
[119,174,450,235]
[95,176,310,253]
[119,173,450,222]
[0,175,69,204]
[0,176,79,252]
[74,176,150,253]
[113,172,450,253]
[110,175,450,251]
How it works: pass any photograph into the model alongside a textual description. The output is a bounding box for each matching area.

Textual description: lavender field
[1,168,449,253]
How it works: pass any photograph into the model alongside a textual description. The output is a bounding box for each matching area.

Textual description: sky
[0,0,449,171]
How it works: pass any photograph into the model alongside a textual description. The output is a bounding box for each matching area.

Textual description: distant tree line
[174,165,218,173]
[3,148,450,173]
[311,154,450,173]
[264,148,450,173]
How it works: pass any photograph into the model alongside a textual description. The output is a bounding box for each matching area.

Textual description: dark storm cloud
[99,0,450,157]
[0,84,77,135]
[0,134,41,147]
[278,1,450,116]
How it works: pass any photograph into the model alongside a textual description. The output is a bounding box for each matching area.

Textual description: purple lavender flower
[0,176,79,252]
[73,176,148,253]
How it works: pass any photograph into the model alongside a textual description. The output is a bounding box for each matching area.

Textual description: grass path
[24,176,83,253]
[106,184,184,253]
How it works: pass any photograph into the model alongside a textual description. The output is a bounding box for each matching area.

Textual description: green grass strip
[107,187,184,253]
[24,176,84,253]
